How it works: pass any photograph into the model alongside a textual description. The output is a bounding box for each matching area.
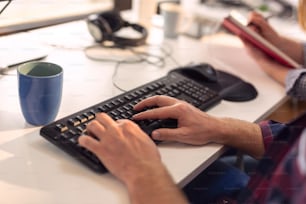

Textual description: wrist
[215,117,256,145]
[124,162,188,204]
[213,117,233,145]
[203,116,232,145]
[124,161,168,190]
[216,117,264,158]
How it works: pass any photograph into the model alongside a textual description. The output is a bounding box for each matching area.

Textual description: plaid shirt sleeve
[258,120,286,150]
[236,120,306,204]
[286,70,306,100]
[285,43,306,100]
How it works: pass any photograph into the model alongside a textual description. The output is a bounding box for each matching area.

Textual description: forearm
[278,37,304,64]
[257,55,289,85]
[126,163,188,204]
[217,117,264,159]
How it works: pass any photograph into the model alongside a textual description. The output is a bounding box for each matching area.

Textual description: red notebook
[222,12,299,69]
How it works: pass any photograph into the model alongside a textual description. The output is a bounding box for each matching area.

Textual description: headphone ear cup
[87,11,148,47]
[99,11,125,32]
[87,15,106,43]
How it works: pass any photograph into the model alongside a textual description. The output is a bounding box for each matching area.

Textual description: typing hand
[133,95,223,145]
[78,113,162,184]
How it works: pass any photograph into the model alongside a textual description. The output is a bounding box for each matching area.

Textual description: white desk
[0,21,285,204]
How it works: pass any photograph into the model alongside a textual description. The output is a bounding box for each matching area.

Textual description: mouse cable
[111,60,130,92]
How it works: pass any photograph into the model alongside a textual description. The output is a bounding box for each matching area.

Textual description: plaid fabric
[287,71,306,100]
[235,112,306,203]
[285,42,306,100]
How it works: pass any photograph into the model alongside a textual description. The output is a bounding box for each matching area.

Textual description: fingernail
[152,131,160,139]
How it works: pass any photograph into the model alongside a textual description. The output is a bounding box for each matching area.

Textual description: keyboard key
[68,118,81,126]
[55,123,68,132]
[83,112,95,120]
[76,115,87,123]
[60,133,70,140]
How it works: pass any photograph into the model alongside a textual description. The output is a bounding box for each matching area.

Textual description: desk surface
[0,20,285,204]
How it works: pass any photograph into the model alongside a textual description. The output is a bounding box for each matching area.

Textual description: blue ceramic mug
[18,62,63,126]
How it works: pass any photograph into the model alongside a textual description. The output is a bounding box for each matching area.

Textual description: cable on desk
[111,60,129,92]
[87,43,180,92]
[84,43,179,66]
[127,43,179,67]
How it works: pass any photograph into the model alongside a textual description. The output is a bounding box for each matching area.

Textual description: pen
[263,14,275,21]
[0,55,47,75]
[247,14,276,26]
[247,14,275,28]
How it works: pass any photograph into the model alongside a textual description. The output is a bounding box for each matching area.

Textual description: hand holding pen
[246,12,281,45]
[243,11,302,69]
[248,14,274,28]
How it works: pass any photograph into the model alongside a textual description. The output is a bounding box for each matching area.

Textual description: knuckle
[176,131,187,139]
[95,112,103,119]
[87,120,99,129]
[80,137,96,150]
[96,112,108,119]
[180,129,189,137]
[171,128,188,139]
[120,119,130,127]
[118,119,134,128]
[100,112,109,119]
[175,102,189,112]
[155,95,163,102]
[83,137,93,147]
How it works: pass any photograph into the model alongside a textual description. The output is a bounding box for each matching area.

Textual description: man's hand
[133,95,225,145]
[78,113,161,184]
[134,95,264,159]
[78,113,188,204]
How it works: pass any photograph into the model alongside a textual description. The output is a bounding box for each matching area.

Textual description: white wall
[0,0,113,34]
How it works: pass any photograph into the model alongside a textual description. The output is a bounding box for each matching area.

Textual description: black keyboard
[40,71,222,173]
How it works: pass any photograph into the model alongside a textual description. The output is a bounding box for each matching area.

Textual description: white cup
[160,2,182,38]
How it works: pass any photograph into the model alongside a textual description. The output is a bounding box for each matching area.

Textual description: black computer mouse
[170,63,258,102]
[170,63,218,83]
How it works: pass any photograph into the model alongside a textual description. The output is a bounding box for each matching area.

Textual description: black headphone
[87,11,148,47]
